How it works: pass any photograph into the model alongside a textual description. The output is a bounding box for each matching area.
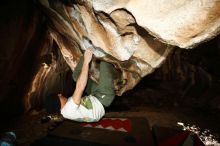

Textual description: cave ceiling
[34,0,220,97]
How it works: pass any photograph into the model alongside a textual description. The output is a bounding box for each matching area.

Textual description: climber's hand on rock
[84,48,93,64]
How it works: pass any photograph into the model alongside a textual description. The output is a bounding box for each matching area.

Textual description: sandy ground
[1,80,220,146]
[0,105,219,146]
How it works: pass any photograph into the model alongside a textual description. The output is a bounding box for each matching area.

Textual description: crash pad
[152,126,205,146]
[32,117,153,146]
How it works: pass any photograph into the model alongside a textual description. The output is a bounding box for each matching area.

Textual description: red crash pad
[49,117,153,146]
[152,126,205,146]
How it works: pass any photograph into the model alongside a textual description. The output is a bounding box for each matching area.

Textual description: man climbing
[45,48,116,122]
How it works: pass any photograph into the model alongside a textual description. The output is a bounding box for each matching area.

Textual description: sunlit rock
[92,0,220,48]
[36,0,220,97]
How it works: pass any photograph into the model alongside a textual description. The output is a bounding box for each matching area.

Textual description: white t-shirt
[61,95,105,122]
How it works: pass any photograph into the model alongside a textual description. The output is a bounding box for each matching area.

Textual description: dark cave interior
[0,1,220,146]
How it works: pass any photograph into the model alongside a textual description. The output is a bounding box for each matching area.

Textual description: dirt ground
[1,81,220,146]
[1,104,219,146]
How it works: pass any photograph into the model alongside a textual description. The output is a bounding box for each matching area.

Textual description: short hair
[44,94,61,114]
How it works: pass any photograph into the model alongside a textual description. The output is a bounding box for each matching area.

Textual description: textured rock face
[38,0,174,96]
[23,0,220,110]
[92,0,220,48]
[36,0,220,95]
